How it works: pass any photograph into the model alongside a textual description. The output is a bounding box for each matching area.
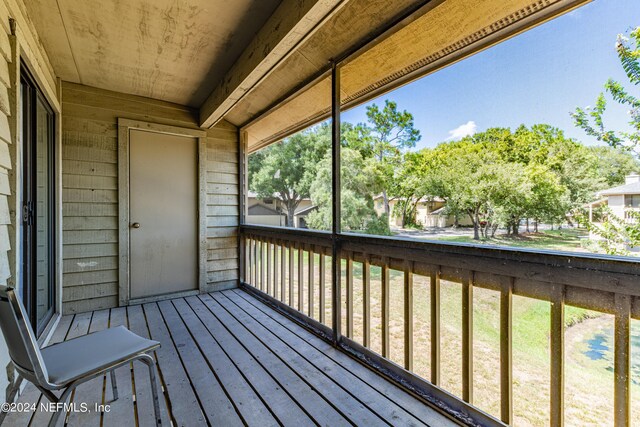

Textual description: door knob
[131,222,141,228]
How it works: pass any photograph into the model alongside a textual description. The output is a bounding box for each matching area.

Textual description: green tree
[572,26,640,254]
[249,124,330,226]
[571,26,640,150]
[349,101,421,219]
[306,148,389,234]
[588,145,639,187]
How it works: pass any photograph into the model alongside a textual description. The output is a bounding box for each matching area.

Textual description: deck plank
[66,309,110,427]
[102,307,135,427]
[157,299,244,427]
[198,293,351,426]
[210,291,390,426]
[126,304,171,427]
[222,290,430,426]
[171,298,279,426]
[143,302,206,427]
[231,289,457,425]
[185,295,316,427]
[4,291,460,427]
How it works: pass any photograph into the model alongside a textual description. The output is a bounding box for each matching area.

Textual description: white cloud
[446,121,477,140]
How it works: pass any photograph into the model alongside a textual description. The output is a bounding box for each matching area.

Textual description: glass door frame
[20,63,56,336]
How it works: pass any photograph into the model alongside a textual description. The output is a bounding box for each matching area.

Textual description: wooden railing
[240,224,640,427]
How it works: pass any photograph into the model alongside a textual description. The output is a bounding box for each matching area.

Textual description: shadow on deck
[3,289,457,426]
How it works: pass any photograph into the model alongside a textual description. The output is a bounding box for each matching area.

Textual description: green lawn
[429,228,588,252]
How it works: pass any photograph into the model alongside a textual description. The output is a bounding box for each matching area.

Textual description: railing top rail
[241,224,640,272]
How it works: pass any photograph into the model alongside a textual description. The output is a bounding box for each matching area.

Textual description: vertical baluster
[431,268,441,385]
[462,271,474,404]
[363,256,371,348]
[346,256,353,338]
[248,238,253,286]
[550,285,565,427]
[382,259,390,358]
[614,293,631,427]
[273,243,278,298]
[266,240,272,295]
[260,240,265,291]
[280,241,286,302]
[253,239,258,286]
[298,247,304,311]
[289,243,295,306]
[500,278,514,425]
[309,248,315,318]
[404,261,414,371]
[243,236,249,284]
[319,252,326,324]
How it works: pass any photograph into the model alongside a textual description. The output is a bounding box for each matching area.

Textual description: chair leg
[141,355,162,426]
[110,369,119,401]
[47,385,75,427]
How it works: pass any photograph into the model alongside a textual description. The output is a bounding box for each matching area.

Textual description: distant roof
[248,204,283,216]
[247,190,310,201]
[598,181,640,196]
[295,205,318,216]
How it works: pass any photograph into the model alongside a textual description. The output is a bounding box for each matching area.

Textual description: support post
[331,61,342,344]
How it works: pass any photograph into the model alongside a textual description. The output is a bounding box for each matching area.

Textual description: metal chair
[0,286,162,426]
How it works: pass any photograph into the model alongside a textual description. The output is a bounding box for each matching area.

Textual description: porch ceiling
[22,0,282,107]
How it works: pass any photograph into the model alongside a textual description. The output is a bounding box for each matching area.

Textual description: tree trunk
[512,223,519,235]
[534,220,538,233]
[383,189,390,219]
[285,199,300,228]
[287,209,295,227]
[526,218,530,233]
[471,211,480,240]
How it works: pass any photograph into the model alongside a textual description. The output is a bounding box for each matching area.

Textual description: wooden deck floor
[3,289,457,427]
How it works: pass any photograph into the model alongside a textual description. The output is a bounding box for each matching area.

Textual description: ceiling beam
[198,0,344,128]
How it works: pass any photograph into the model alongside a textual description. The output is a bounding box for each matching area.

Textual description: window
[625,195,640,208]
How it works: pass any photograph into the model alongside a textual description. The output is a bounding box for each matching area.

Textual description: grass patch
[431,228,588,252]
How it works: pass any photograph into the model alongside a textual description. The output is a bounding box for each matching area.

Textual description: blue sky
[341,0,640,150]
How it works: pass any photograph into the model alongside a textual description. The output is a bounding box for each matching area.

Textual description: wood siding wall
[61,82,239,314]
[0,0,61,405]
[0,2,12,294]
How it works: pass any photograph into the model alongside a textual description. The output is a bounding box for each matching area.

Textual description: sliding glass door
[21,65,55,336]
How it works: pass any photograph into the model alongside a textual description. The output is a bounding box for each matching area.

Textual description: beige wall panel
[0,168,8,195]
[0,112,10,145]
[62,202,117,217]
[64,269,118,287]
[0,224,9,251]
[0,1,10,34]
[0,195,8,224]
[63,243,118,260]
[0,26,9,62]
[0,58,10,88]
[207,237,238,249]
[62,282,118,303]
[63,296,117,314]
[0,139,9,169]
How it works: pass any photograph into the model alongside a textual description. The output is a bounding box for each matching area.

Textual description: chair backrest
[0,286,49,385]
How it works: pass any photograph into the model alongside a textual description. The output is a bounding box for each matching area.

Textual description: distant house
[294,205,318,229]
[374,196,473,228]
[587,173,640,225]
[247,191,313,227]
